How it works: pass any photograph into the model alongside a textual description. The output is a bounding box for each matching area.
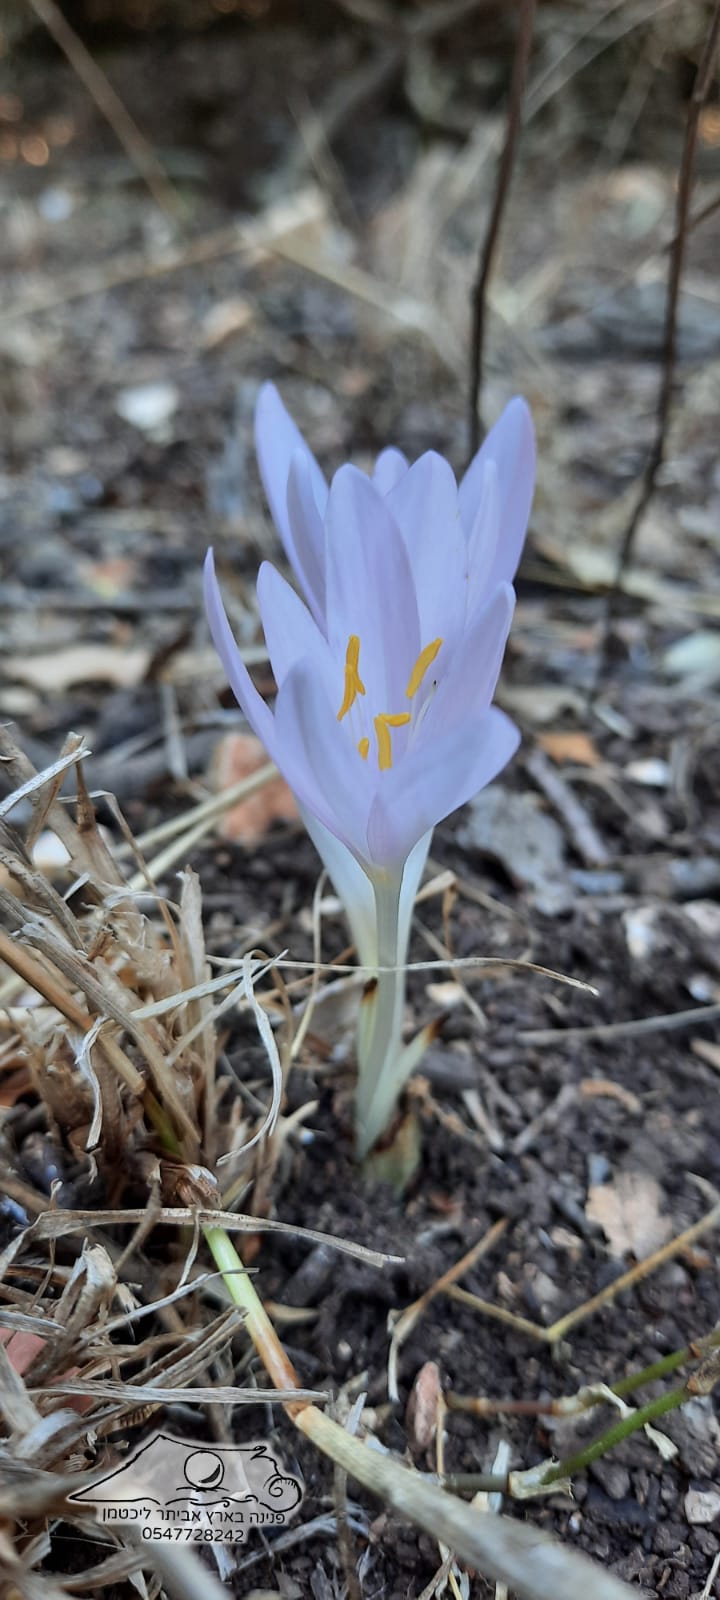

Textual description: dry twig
[468,0,536,457]
[599,0,720,671]
[448,1198,720,1345]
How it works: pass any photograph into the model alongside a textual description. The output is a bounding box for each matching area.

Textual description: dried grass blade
[11,1206,399,1265]
[0,735,90,823]
[0,1338,42,1432]
[38,1380,325,1404]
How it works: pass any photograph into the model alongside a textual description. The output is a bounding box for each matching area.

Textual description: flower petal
[286,449,326,626]
[367,707,519,868]
[255,383,329,608]
[459,397,535,588]
[256,561,329,688]
[464,457,500,616]
[273,656,373,863]
[385,450,466,644]
[325,464,421,714]
[372,446,409,496]
[300,807,377,967]
[416,582,515,746]
[204,549,275,751]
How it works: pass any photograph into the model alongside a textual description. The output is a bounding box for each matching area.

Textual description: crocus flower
[205,383,535,1156]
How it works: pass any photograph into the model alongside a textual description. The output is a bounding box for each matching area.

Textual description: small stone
[653,1522,687,1554]
[587,1153,611,1187]
[590,1459,632,1500]
[684,1486,720,1525]
[669,858,720,899]
[570,868,626,894]
[663,630,720,676]
[622,904,665,960]
[663,1397,720,1476]
[38,185,75,222]
[625,758,670,787]
[115,381,179,434]
[684,901,720,940]
[689,1527,719,1558]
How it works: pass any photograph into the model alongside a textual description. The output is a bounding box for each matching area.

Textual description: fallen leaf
[538,731,601,767]
[586,1172,672,1260]
[6,645,150,692]
[211,732,298,843]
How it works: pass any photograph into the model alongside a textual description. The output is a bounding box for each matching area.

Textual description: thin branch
[519,999,720,1047]
[467,0,536,460]
[599,0,720,668]
[25,0,184,221]
[448,1199,720,1345]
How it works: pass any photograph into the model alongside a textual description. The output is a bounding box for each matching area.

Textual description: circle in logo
[183,1450,225,1490]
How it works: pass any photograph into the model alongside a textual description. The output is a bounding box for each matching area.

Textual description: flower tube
[205,383,535,1156]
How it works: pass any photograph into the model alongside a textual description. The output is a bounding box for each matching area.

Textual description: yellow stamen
[337,634,366,720]
[406,637,443,699]
[357,737,370,760]
[374,712,411,771]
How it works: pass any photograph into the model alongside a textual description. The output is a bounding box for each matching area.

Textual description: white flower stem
[355,873,407,1159]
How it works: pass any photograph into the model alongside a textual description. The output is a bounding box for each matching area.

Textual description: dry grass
[0,730,387,1598]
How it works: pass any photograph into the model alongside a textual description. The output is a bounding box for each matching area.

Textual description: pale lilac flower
[204,383,535,1154]
[205,383,534,877]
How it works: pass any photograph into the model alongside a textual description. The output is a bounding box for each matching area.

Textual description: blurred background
[1,1,719,779]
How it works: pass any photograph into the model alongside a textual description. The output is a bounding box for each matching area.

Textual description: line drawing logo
[69,1433,303,1545]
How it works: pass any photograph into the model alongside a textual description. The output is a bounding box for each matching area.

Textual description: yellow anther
[374,712,411,771]
[357,736,370,760]
[406,637,443,699]
[337,634,366,721]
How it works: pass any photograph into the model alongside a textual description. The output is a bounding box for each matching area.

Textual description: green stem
[355,875,406,1158]
[538,1384,690,1487]
[204,1225,307,1405]
[539,1334,720,1488]
[611,1328,720,1400]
